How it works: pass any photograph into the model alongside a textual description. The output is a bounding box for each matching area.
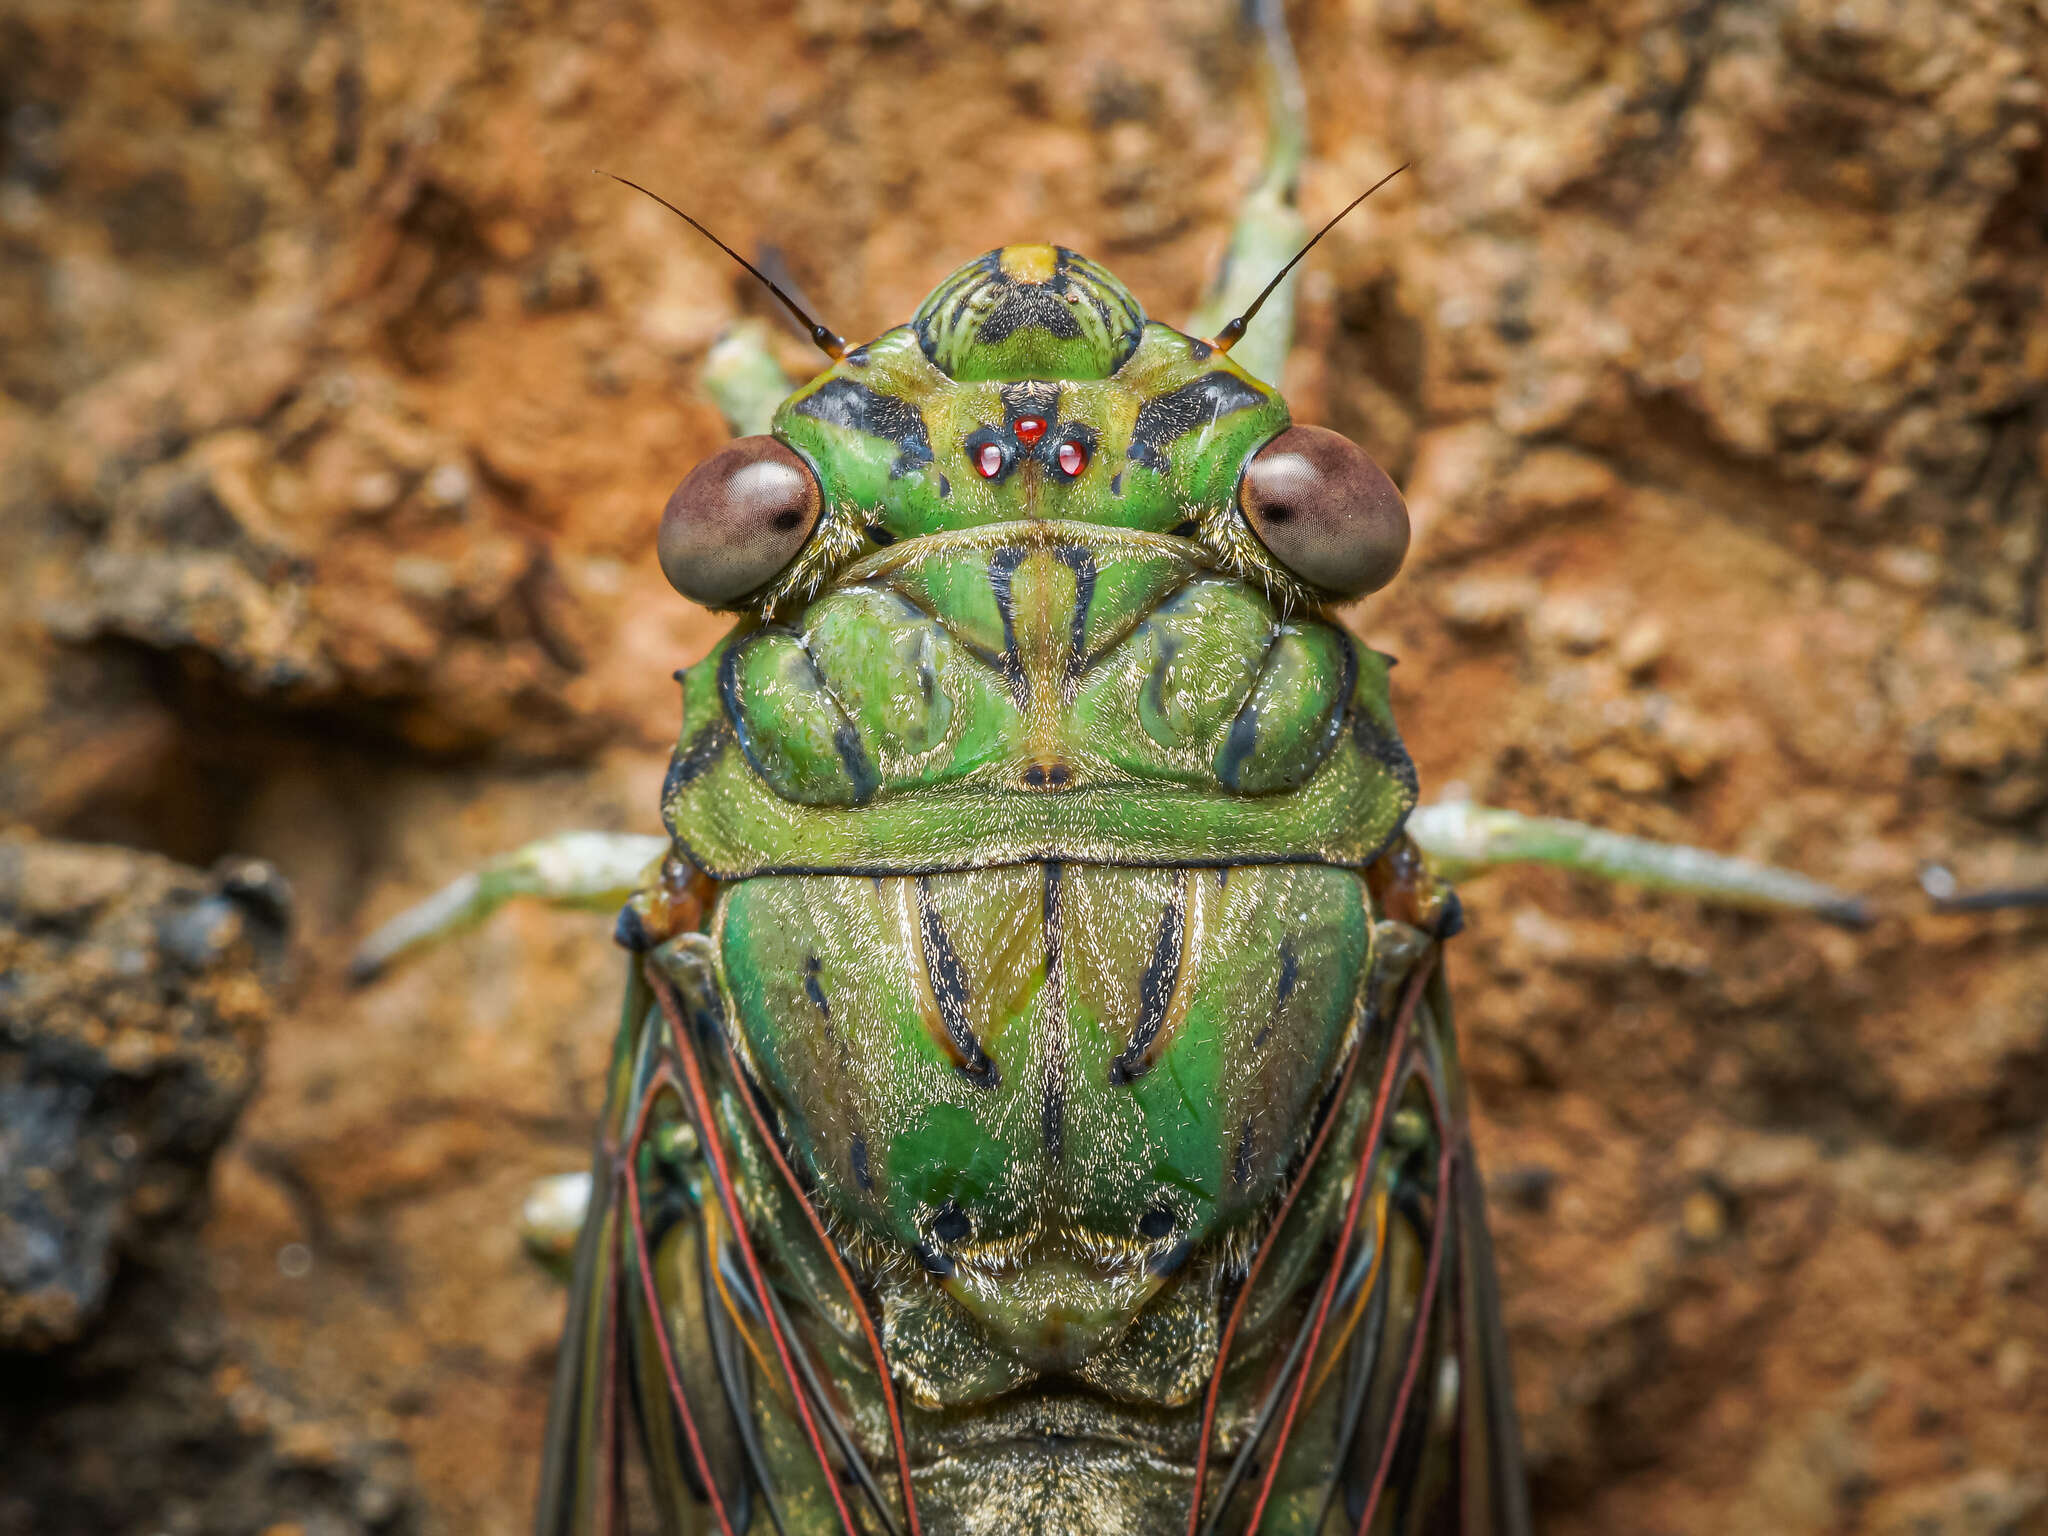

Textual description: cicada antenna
[1210,162,1410,354]
[600,171,848,361]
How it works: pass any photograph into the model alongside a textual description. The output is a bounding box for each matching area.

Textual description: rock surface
[0,836,284,1350]
[2,0,2046,1533]
[0,836,423,1536]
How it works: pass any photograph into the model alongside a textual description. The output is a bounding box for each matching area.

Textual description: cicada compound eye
[658,436,822,609]
[1237,425,1410,600]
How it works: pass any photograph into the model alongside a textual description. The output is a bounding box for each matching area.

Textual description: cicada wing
[534,1101,629,1536]
[1448,1124,1532,1536]
[1334,959,1529,1536]
[629,1207,759,1534]
[535,962,757,1536]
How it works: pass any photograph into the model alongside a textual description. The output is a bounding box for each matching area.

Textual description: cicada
[544,183,1544,1533]
[350,13,1879,1533]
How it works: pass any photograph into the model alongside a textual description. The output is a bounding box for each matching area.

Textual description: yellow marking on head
[997,244,1060,285]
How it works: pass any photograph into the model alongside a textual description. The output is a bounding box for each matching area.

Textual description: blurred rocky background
[2,0,2046,1531]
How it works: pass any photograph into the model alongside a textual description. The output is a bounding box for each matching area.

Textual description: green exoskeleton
[570,225,1525,1534]
[350,13,1883,1534]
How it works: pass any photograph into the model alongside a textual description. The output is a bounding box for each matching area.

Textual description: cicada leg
[701,318,798,438]
[349,313,797,989]
[346,831,670,983]
[1406,799,1874,927]
[1182,0,1308,390]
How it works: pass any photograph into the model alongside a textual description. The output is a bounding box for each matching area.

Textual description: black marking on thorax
[668,717,733,792]
[987,546,1030,711]
[1040,861,1066,1162]
[984,543,1101,714]
[794,378,934,478]
[1057,545,1098,686]
[719,630,879,805]
[1041,861,1065,986]
[1214,623,1361,792]
[915,877,1000,1089]
[1108,883,1187,1085]
[1127,372,1269,475]
[1216,699,1262,790]
[1231,1117,1256,1189]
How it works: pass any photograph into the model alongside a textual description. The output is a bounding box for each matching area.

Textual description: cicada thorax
[591,245,1512,1536]
[667,520,1413,874]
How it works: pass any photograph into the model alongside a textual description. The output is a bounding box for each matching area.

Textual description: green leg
[700,317,797,438]
[1182,0,1308,388]
[1407,801,1872,927]
[347,830,668,983]
[520,1169,593,1282]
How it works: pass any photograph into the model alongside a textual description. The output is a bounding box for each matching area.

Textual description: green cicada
[349,15,1877,1533]
[545,215,1528,1533]
[539,197,1531,1535]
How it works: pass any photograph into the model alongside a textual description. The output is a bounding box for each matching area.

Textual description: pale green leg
[1182,0,1308,388]
[1178,11,1869,929]
[1407,801,1871,927]
[347,830,667,983]
[700,317,795,437]
[346,314,793,990]
[347,808,1875,991]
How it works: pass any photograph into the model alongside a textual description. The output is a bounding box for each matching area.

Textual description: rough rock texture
[0,836,284,1350]
[3,0,2047,1533]
[0,836,423,1536]
[2,1255,423,1536]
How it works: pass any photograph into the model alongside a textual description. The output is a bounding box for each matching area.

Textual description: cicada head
[660,243,1407,615]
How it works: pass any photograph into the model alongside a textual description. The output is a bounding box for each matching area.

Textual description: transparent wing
[535,961,756,1536]
[1335,957,1529,1536]
[536,943,925,1536]
[1186,935,1530,1536]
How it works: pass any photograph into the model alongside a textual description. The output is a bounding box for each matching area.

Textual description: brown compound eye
[658,436,821,609]
[1237,425,1410,599]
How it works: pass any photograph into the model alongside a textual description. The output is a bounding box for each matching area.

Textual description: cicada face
[605,246,1455,1536]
